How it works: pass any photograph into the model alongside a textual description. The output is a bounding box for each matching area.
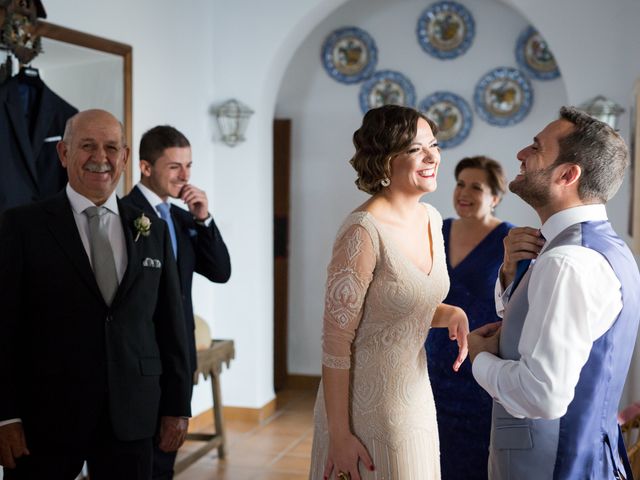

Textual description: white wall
[208,0,347,409]
[36,58,124,121]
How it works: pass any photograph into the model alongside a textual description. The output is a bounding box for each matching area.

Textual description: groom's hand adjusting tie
[500,226,545,298]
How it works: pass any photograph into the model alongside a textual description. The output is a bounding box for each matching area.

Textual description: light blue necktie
[157,202,177,258]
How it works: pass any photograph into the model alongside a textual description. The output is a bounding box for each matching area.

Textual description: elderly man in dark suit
[0,109,192,480]
[122,125,231,479]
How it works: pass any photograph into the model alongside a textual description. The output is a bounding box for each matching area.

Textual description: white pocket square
[142,257,162,268]
[43,135,62,142]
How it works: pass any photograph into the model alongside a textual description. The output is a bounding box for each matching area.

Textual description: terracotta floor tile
[269,453,311,472]
[224,419,261,434]
[225,450,282,468]
[288,435,313,456]
[175,386,315,480]
[177,461,262,480]
[233,433,301,455]
[251,471,308,480]
[259,418,313,437]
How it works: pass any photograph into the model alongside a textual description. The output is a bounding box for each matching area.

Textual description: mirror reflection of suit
[0,72,77,214]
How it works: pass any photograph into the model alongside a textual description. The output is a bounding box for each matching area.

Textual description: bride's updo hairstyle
[349,104,437,195]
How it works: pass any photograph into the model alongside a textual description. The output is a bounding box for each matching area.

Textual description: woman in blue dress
[426,156,514,480]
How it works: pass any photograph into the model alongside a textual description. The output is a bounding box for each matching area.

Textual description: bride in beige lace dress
[309,105,469,480]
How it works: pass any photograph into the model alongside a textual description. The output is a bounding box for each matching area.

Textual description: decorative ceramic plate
[418,91,472,149]
[359,70,416,113]
[321,26,378,84]
[416,1,475,60]
[515,26,560,80]
[474,67,533,126]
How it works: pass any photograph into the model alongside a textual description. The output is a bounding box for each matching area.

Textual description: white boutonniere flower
[134,213,151,241]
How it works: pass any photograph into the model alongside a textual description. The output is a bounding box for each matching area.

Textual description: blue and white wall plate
[418,91,472,149]
[359,70,416,114]
[321,26,378,84]
[515,25,560,80]
[416,1,475,60]
[474,67,533,126]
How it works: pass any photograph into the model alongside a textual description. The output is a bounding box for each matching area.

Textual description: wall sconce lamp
[212,99,254,147]
[579,95,625,130]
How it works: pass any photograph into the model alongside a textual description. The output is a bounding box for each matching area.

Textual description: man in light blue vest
[468,106,640,479]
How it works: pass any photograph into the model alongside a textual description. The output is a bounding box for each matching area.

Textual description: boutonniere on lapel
[133,213,152,242]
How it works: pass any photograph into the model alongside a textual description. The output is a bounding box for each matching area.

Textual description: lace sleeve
[322,224,376,369]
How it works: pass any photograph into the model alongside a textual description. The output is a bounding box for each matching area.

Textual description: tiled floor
[176,385,316,480]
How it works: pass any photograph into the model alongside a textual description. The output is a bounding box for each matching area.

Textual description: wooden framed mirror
[33,20,133,191]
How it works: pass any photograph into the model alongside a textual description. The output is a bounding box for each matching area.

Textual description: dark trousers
[152,446,177,480]
[5,411,153,480]
[152,374,195,480]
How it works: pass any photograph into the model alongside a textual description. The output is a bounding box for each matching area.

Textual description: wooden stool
[174,339,235,474]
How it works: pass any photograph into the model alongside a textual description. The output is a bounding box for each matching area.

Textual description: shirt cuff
[472,353,526,419]
[195,215,212,227]
[472,352,500,400]
[0,418,22,427]
[494,277,509,317]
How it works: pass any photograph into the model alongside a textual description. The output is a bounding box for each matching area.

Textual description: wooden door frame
[273,119,291,391]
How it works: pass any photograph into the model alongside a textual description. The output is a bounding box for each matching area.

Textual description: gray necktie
[84,206,119,305]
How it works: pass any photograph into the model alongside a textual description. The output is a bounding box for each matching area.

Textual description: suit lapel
[30,83,54,160]
[4,80,38,188]
[129,186,160,218]
[112,200,143,306]
[43,192,103,302]
[128,186,185,282]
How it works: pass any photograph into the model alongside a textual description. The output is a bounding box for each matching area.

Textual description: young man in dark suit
[122,125,231,479]
[0,110,192,480]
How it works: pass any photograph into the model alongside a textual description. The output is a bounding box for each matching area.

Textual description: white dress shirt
[0,185,127,428]
[472,204,622,419]
[66,184,127,282]
[136,182,167,219]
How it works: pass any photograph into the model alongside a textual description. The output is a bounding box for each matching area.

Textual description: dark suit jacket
[122,186,231,375]
[0,72,77,213]
[0,192,192,452]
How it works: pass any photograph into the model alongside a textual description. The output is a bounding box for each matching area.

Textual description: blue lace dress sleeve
[426,218,514,480]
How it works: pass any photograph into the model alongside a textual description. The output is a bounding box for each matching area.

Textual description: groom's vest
[489,220,640,480]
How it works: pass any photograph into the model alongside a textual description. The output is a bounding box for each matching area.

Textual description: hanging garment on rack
[0,68,78,213]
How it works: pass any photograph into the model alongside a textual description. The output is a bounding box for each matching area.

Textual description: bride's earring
[381,177,391,187]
